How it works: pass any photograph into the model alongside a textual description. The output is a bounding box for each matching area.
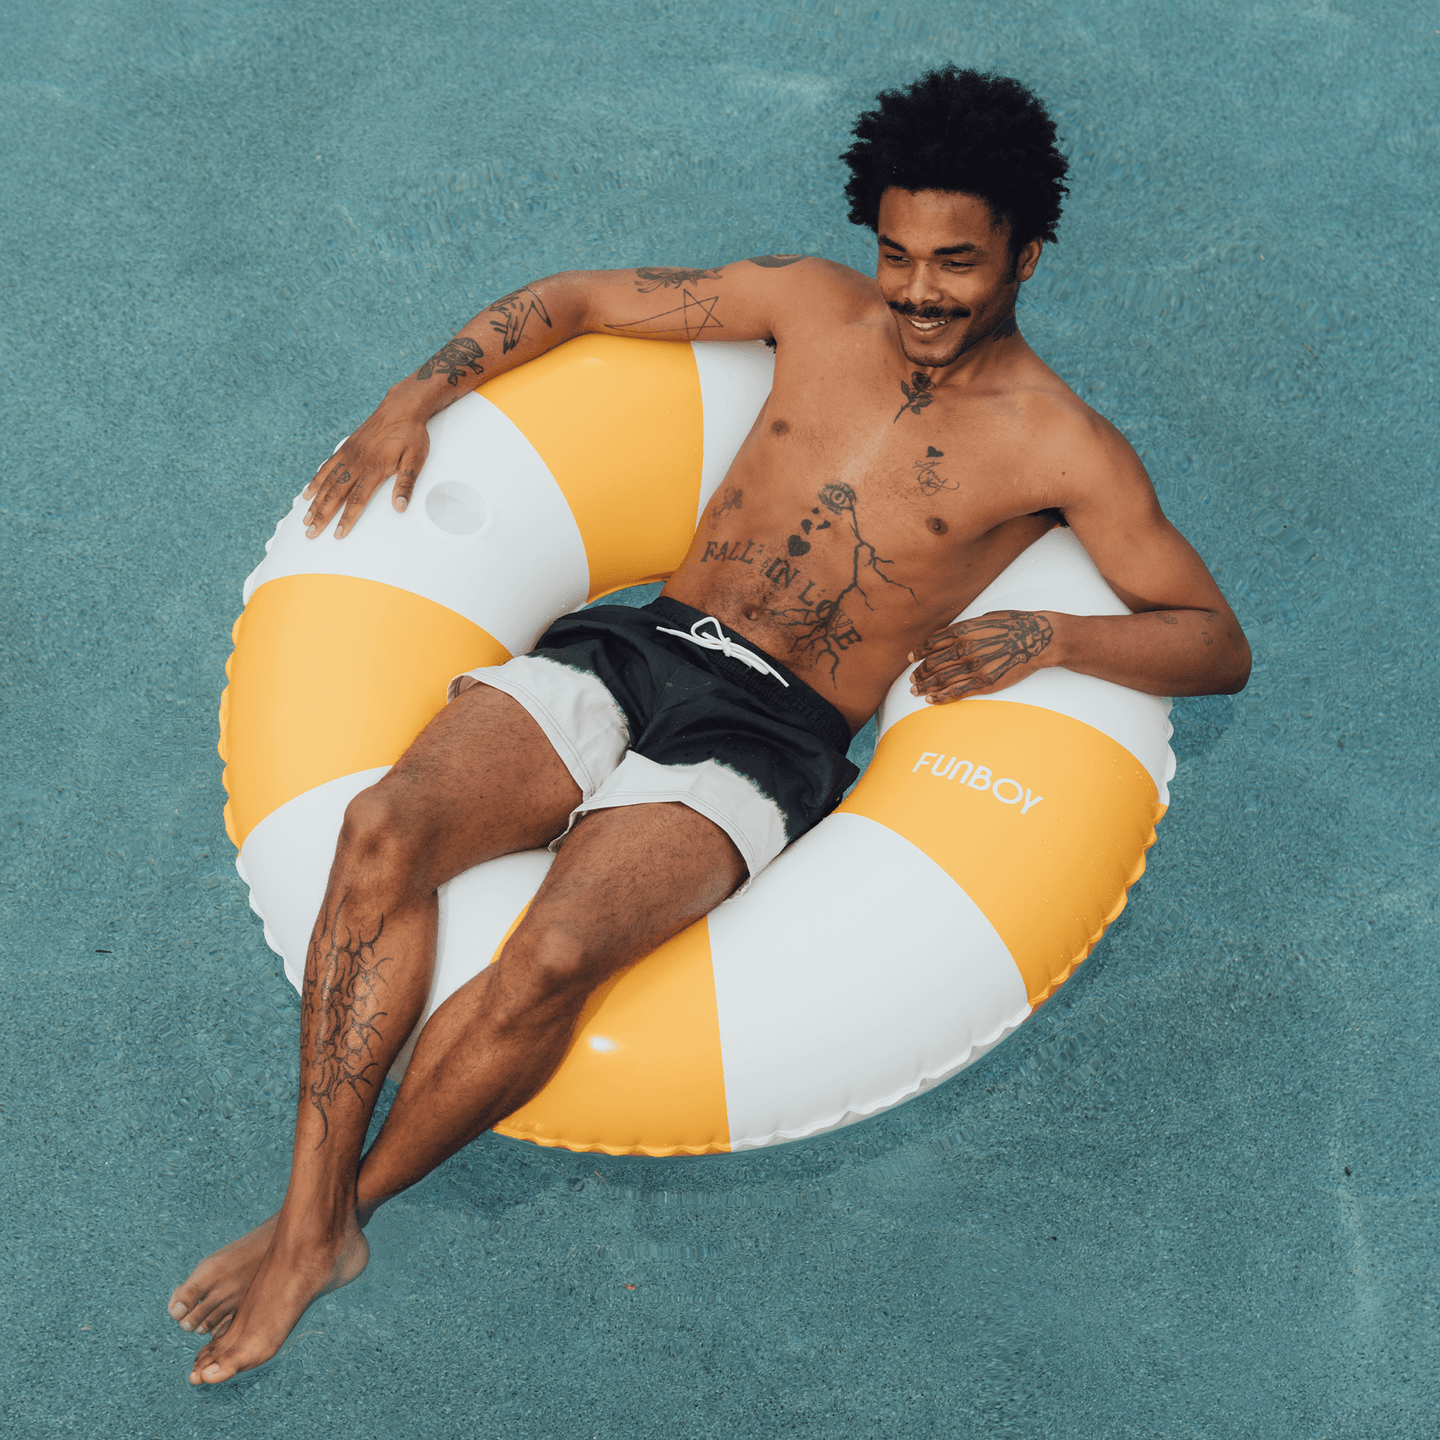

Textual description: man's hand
[908,610,1055,704]
[302,403,432,539]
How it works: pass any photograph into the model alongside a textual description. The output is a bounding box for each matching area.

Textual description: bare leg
[184,800,744,1383]
[167,684,581,1355]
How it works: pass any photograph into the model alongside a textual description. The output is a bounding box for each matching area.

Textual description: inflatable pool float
[219,336,1174,1156]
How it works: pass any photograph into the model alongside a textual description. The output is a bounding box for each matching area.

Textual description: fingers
[303,440,428,538]
[392,467,419,512]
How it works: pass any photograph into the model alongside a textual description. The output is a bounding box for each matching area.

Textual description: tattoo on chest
[914,446,959,496]
[300,899,393,1147]
[606,289,724,340]
[634,266,722,292]
[706,486,743,530]
[765,481,916,682]
[417,337,485,386]
[747,254,807,267]
[485,288,552,353]
[894,371,935,422]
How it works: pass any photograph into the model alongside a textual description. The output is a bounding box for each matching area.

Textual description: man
[170,66,1249,1383]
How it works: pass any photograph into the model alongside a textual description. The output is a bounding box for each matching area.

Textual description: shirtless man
[170,66,1250,1383]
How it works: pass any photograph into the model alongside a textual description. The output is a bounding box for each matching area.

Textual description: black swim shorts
[449,595,859,882]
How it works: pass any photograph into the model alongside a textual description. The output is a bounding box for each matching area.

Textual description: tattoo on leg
[416,337,485,386]
[768,481,915,681]
[605,289,724,340]
[894,372,935,422]
[300,900,393,1147]
[747,254,807,267]
[634,266,721,292]
[914,446,958,495]
[485,288,552,354]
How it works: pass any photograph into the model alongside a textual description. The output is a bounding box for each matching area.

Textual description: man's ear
[1016,239,1043,284]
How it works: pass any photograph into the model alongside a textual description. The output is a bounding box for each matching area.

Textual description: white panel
[242,392,591,656]
[691,341,776,523]
[708,813,1030,1150]
[877,527,1176,804]
[236,769,387,986]
[237,768,556,1082]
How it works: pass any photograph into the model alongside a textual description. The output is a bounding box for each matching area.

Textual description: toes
[193,1303,237,1338]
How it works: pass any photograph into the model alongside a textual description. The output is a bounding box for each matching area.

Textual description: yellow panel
[839,701,1164,1006]
[494,914,730,1156]
[480,335,704,600]
[220,575,509,847]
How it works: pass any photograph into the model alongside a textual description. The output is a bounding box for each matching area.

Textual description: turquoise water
[3,2,1436,1434]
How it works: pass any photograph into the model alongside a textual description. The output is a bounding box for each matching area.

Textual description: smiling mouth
[893,309,967,336]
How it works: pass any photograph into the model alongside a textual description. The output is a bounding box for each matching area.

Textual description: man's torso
[663,265,1106,729]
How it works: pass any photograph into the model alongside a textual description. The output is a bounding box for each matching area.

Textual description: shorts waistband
[644,596,853,754]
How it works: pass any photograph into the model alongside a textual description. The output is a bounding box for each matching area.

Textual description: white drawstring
[654,615,790,687]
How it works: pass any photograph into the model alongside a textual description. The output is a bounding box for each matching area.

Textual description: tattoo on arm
[914,446,958,495]
[605,288,724,340]
[299,900,393,1147]
[747,254,807,267]
[634,266,722,292]
[484,287,552,354]
[416,337,485,386]
[894,371,935,422]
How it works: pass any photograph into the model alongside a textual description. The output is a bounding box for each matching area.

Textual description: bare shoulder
[1013,373,1156,512]
[738,254,876,319]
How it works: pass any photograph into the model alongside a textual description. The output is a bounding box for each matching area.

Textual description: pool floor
[2,1,1436,1434]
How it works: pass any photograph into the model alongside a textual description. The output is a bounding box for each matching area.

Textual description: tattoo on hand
[634,266,722,293]
[747,254,807,267]
[894,371,935,422]
[914,446,958,496]
[417,337,485,386]
[766,481,915,682]
[485,288,552,354]
[914,611,1054,700]
[606,289,724,340]
[300,900,393,1147]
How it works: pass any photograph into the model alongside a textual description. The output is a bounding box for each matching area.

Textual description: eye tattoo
[763,481,916,682]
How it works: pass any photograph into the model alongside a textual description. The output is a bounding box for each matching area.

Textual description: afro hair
[841,67,1070,252]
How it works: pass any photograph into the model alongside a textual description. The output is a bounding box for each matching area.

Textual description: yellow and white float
[219,336,1174,1156]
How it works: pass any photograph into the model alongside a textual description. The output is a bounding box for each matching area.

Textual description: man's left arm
[909,428,1251,702]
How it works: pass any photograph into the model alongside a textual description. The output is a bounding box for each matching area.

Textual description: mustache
[888,301,970,321]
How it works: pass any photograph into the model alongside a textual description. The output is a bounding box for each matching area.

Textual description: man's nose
[901,263,944,306]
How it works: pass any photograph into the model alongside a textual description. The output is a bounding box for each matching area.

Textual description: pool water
[3,2,1436,1435]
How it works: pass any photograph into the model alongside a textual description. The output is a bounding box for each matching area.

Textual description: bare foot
[188,1212,369,1385]
[168,1213,281,1337]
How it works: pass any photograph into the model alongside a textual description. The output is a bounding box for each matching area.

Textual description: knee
[336,785,428,889]
[494,925,593,1024]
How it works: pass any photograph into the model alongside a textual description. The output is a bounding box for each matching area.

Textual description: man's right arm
[302,256,836,538]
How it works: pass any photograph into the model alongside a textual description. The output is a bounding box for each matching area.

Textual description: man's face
[874,187,1041,368]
